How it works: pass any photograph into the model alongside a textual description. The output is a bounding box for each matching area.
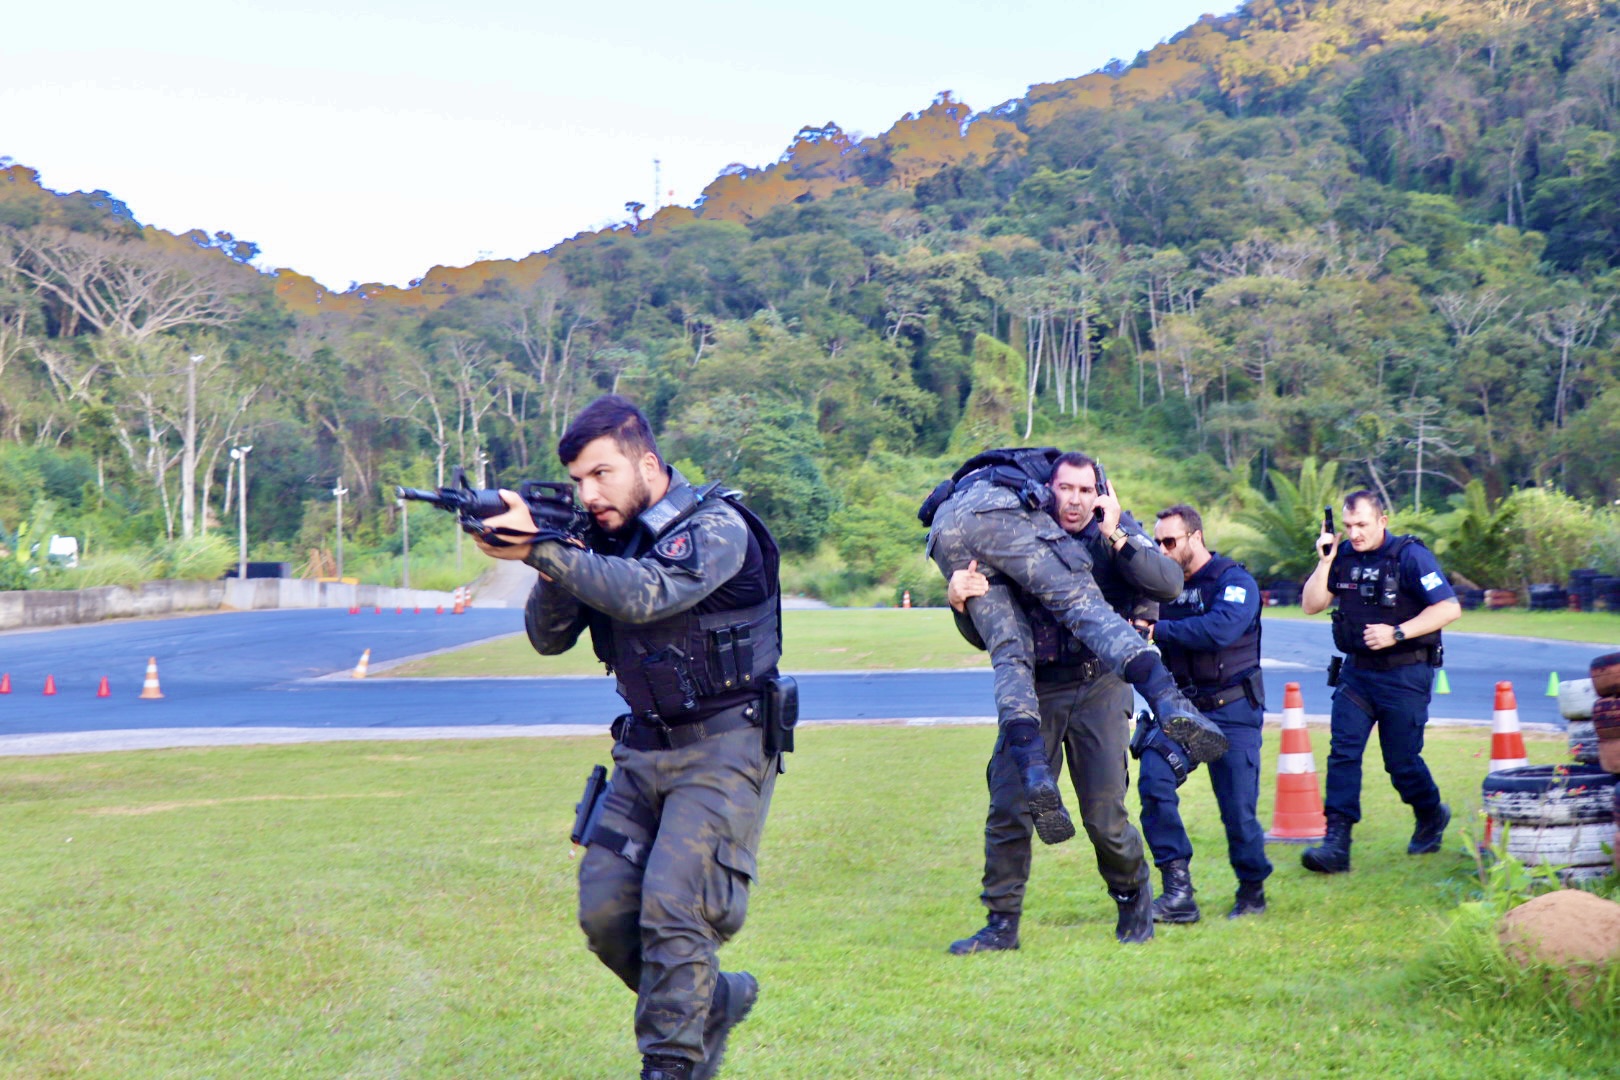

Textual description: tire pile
[1485,650,1620,882]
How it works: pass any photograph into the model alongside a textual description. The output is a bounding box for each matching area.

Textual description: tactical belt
[612,700,761,752]
[1035,658,1107,686]
[1345,649,1432,672]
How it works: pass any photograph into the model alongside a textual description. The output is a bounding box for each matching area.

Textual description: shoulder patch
[1420,571,1443,592]
[1222,584,1248,605]
[652,527,700,569]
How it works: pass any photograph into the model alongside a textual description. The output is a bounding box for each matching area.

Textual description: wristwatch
[1109,525,1129,546]
[1393,626,1406,643]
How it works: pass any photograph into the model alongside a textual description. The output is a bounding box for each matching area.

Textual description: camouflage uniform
[524,468,778,1068]
[926,480,1161,738]
[954,512,1182,903]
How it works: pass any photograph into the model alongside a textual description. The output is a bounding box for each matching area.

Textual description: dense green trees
[4,0,1620,593]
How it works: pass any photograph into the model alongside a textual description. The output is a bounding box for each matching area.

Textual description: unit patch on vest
[1420,571,1443,592]
[1222,585,1247,605]
[652,528,700,571]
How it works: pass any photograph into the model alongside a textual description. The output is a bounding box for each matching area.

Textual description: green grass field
[389,606,1620,679]
[1,726,1613,1078]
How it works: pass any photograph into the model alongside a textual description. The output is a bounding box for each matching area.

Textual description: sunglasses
[1157,534,1189,551]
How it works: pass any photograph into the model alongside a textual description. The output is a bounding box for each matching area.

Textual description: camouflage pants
[578,724,776,1063]
[981,673,1147,907]
[927,482,1154,735]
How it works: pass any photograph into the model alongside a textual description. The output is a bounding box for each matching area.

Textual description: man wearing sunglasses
[1137,505,1271,923]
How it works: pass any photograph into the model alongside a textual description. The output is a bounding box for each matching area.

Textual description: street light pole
[397,497,410,589]
[230,445,252,580]
[333,480,348,580]
[182,353,204,538]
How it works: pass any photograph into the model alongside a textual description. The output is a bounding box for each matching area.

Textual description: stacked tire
[1561,677,1599,764]
[1595,651,1620,773]
[1481,765,1617,882]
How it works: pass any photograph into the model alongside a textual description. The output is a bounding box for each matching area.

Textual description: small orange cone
[373,605,381,615]
[0,672,10,694]
[414,606,422,615]
[1488,681,1529,772]
[453,587,465,615]
[43,674,57,696]
[902,590,912,609]
[435,604,445,615]
[1266,682,1327,842]
[395,606,403,615]
[139,657,164,700]
[352,648,371,679]
[349,605,360,615]
[96,676,110,698]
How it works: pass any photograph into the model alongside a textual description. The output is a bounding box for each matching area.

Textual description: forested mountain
[4,0,1620,596]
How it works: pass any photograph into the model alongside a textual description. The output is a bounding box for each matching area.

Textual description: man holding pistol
[475,394,788,1080]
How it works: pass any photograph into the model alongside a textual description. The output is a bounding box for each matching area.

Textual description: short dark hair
[558,394,661,467]
[1156,503,1203,535]
[1343,489,1385,516]
[1052,451,1098,476]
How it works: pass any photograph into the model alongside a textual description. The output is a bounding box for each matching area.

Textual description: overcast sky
[2,0,1230,290]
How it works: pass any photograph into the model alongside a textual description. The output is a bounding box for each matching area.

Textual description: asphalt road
[0,608,1608,754]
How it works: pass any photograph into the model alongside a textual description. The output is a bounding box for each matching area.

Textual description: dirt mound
[1499,889,1620,997]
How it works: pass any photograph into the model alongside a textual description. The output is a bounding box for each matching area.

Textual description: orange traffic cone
[43,674,57,696]
[139,657,164,700]
[352,648,371,679]
[1488,681,1529,772]
[373,605,381,615]
[0,672,10,694]
[902,590,912,609]
[1266,682,1327,842]
[349,605,360,615]
[395,606,403,615]
[435,604,444,615]
[453,587,465,615]
[96,676,110,698]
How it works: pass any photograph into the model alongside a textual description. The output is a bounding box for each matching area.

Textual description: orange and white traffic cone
[0,672,10,694]
[138,657,164,700]
[1482,680,1530,846]
[1265,681,1327,842]
[96,676,110,698]
[1489,681,1529,772]
[43,674,57,696]
[902,590,912,609]
[453,587,465,615]
[352,648,371,679]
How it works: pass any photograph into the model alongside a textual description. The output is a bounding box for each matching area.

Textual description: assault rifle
[396,466,591,547]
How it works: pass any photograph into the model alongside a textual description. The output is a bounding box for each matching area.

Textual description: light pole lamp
[333,480,348,580]
[229,444,252,580]
[182,353,204,538]
[397,497,410,589]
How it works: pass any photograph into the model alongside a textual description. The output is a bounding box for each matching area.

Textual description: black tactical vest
[1157,553,1262,692]
[918,447,1062,525]
[586,482,781,723]
[1329,535,1437,661]
[1027,518,1144,668]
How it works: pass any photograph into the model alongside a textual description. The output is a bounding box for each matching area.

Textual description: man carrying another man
[924,448,1221,945]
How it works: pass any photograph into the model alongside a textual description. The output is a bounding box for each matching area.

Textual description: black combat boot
[1227,880,1267,919]
[1150,859,1200,924]
[1011,743,1075,845]
[1407,802,1451,855]
[1301,813,1353,874]
[641,1055,693,1080]
[693,971,758,1080]
[1150,690,1229,765]
[1110,876,1155,944]
[948,911,1021,955]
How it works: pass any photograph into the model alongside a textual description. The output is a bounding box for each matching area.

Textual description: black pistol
[571,764,609,847]
[1092,460,1111,523]
[1320,506,1335,558]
